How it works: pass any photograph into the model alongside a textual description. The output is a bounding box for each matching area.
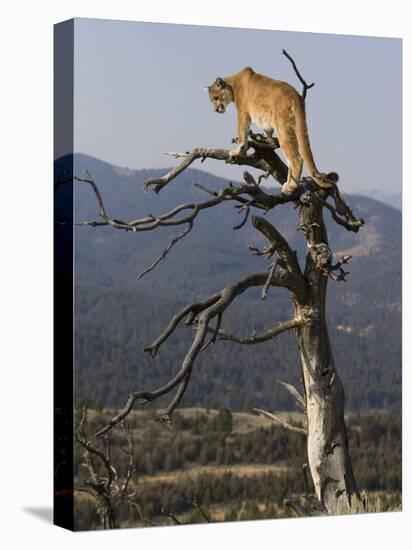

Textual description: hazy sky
[73,18,401,195]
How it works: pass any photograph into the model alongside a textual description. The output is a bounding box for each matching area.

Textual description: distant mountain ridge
[56,154,402,412]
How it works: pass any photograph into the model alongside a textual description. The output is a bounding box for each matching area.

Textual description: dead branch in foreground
[253,408,307,435]
[74,408,142,529]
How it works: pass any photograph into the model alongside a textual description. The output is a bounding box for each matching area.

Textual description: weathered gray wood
[294,189,360,513]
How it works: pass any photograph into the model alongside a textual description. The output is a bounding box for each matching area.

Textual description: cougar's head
[204,77,233,114]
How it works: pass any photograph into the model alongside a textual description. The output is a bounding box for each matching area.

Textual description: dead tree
[69,51,365,516]
[159,492,211,526]
[74,408,141,529]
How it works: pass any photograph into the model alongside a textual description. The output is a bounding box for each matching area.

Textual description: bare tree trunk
[294,190,359,514]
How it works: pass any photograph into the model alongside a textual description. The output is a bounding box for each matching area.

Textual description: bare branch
[69,170,297,237]
[193,181,219,196]
[328,254,352,282]
[253,408,307,435]
[96,269,306,436]
[65,173,228,231]
[262,259,280,300]
[154,371,191,424]
[75,408,116,488]
[252,214,303,277]
[73,172,130,231]
[144,148,268,193]
[275,379,306,410]
[322,194,365,233]
[282,49,315,101]
[248,243,276,259]
[143,145,288,193]
[74,409,139,529]
[241,170,296,208]
[205,316,303,345]
[77,170,109,219]
[137,222,193,279]
[199,312,223,352]
[233,204,250,230]
[146,266,305,359]
[66,170,307,281]
[144,293,221,359]
[96,304,216,436]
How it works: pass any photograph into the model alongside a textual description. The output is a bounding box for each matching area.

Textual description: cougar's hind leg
[277,127,303,195]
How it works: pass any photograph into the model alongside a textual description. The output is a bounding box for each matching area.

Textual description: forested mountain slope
[55,154,401,411]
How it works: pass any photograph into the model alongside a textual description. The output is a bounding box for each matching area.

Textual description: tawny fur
[205,67,338,194]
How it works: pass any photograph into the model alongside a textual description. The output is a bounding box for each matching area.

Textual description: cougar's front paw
[229,147,242,158]
[226,147,243,164]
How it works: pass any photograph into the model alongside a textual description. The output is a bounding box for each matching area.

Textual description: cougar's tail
[294,97,338,188]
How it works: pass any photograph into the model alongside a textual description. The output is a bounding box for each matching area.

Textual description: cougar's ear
[216,77,226,89]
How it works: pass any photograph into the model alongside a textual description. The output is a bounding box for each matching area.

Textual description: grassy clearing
[138,463,290,485]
